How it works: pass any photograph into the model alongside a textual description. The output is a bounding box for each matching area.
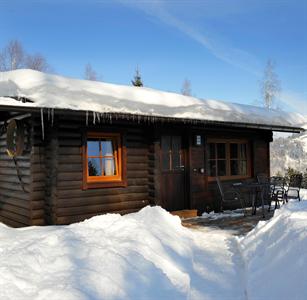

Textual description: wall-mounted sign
[195,135,202,146]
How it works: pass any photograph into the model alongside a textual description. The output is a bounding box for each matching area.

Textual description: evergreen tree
[131,67,143,87]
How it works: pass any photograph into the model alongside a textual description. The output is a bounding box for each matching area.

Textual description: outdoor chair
[216,177,246,214]
[284,174,303,202]
[256,173,271,207]
[269,176,286,210]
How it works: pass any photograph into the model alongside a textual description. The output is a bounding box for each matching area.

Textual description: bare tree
[260,59,281,109]
[181,79,192,96]
[84,63,98,81]
[0,40,25,71]
[25,53,50,72]
[0,39,51,72]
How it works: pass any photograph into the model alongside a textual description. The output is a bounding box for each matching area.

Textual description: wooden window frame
[82,132,127,189]
[160,135,183,173]
[207,138,251,182]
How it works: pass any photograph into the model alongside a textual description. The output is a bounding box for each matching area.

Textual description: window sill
[83,179,127,189]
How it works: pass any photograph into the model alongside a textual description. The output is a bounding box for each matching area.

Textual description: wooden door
[160,135,186,211]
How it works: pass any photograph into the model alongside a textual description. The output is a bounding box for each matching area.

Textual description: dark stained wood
[0,109,274,227]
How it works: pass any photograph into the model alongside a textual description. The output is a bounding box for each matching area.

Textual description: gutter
[0,104,304,133]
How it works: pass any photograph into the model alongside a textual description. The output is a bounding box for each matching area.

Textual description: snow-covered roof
[0,69,305,131]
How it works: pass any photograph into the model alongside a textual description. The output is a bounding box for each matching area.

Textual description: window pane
[230,144,238,159]
[240,160,247,175]
[103,158,116,176]
[208,144,215,159]
[102,140,114,156]
[87,140,100,156]
[162,136,171,171]
[217,143,226,159]
[209,161,216,176]
[240,144,247,159]
[231,160,239,175]
[88,158,102,176]
[172,136,181,170]
[217,160,226,176]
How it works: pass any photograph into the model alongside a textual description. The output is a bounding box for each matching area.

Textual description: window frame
[82,132,127,189]
[207,138,251,181]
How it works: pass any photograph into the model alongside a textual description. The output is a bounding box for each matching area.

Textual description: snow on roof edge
[0,69,306,131]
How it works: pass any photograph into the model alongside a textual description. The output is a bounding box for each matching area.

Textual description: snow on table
[0,69,306,129]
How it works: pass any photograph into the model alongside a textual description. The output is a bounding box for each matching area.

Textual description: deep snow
[0,69,306,129]
[0,192,306,300]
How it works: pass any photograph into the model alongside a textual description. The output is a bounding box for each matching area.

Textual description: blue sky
[0,0,306,113]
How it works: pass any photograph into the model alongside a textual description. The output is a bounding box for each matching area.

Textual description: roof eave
[0,104,304,133]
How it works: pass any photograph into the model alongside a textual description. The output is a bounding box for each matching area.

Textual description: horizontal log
[0,215,28,227]
[0,197,30,209]
[0,182,30,193]
[0,174,31,184]
[57,193,148,208]
[31,209,45,219]
[0,202,30,217]
[57,185,147,198]
[31,218,45,226]
[56,200,148,217]
[58,147,81,155]
[0,210,30,226]
[0,168,30,176]
[127,170,148,178]
[126,163,147,171]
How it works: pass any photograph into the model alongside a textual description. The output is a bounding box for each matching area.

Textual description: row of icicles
[39,108,202,140]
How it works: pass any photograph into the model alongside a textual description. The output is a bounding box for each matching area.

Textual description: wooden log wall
[0,117,32,227]
[47,115,150,225]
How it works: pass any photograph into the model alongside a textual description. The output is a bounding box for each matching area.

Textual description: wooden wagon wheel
[6,119,25,157]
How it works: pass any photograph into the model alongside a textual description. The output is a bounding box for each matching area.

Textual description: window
[207,139,250,180]
[83,132,126,188]
[161,135,183,171]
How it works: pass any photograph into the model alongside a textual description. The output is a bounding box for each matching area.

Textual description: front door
[160,135,186,211]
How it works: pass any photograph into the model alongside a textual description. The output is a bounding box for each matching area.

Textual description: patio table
[232,182,270,218]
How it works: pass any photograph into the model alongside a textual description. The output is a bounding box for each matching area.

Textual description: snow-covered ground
[0,192,306,300]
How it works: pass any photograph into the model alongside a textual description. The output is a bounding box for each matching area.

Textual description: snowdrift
[241,199,307,300]
[0,206,245,300]
[0,195,307,300]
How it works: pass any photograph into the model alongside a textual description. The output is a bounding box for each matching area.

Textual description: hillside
[271,123,307,175]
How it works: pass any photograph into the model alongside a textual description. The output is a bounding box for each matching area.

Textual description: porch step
[171,209,198,219]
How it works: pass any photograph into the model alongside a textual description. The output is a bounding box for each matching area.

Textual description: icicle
[47,108,50,121]
[51,108,54,127]
[93,111,96,125]
[86,111,89,126]
[96,112,100,123]
[40,108,45,140]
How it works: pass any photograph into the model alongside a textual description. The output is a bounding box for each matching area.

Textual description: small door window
[161,135,182,171]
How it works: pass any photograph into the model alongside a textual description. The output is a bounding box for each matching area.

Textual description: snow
[1,196,307,300]
[240,198,307,299]
[0,206,246,300]
[0,69,306,129]
[201,209,244,219]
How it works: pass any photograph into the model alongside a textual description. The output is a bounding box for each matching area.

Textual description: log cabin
[0,69,305,227]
